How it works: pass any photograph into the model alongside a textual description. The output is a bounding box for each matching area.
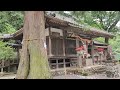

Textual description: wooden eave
[9,15,115,40]
[12,28,23,40]
[45,15,114,39]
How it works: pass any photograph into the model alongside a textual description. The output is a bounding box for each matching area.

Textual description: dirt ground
[53,64,120,79]
[0,64,120,79]
[0,73,120,79]
[0,74,16,79]
[53,74,120,79]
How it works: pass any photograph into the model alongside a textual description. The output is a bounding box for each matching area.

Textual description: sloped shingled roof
[45,15,114,38]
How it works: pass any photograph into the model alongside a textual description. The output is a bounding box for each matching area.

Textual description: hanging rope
[23,38,41,41]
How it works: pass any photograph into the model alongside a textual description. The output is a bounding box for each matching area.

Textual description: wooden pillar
[86,41,88,54]
[7,59,10,72]
[14,66,17,73]
[91,40,94,65]
[49,27,52,56]
[8,65,10,72]
[105,37,109,44]
[63,59,66,75]
[1,60,4,74]
[76,38,79,67]
[63,30,66,56]
[63,30,66,75]
[56,59,58,69]
[100,54,102,64]
[76,38,82,67]
[1,68,3,74]
[17,48,20,63]
[105,37,109,62]
[63,59,65,68]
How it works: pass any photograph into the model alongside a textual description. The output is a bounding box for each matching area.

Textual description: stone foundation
[105,60,119,78]
[51,65,106,76]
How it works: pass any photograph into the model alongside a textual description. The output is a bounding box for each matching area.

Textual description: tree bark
[16,11,51,79]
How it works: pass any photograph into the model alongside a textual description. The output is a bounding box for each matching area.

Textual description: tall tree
[16,11,51,79]
[60,11,120,43]
[70,11,120,33]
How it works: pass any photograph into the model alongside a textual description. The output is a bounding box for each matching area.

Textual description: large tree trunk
[16,11,51,79]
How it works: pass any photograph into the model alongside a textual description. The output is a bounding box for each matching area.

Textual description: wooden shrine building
[0,12,114,71]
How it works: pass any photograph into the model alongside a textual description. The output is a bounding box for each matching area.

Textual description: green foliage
[93,37,105,43]
[61,11,120,33]
[0,11,24,33]
[0,11,23,61]
[1,23,16,34]
[109,34,120,60]
[0,41,17,60]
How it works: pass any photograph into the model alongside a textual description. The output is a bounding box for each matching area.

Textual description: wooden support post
[1,60,4,75]
[76,38,79,67]
[17,48,20,63]
[63,30,66,56]
[14,66,17,73]
[91,41,94,65]
[76,38,82,67]
[7,60,10,72]
[86,41,88,54]
[63,59,65,68]
[1,68,3,74]
[49,27,52,56]
[63,59,67,75]
[8,66,10,72]
[105,37,109,44]
[100,54,102,64]
[56,59,58,69]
